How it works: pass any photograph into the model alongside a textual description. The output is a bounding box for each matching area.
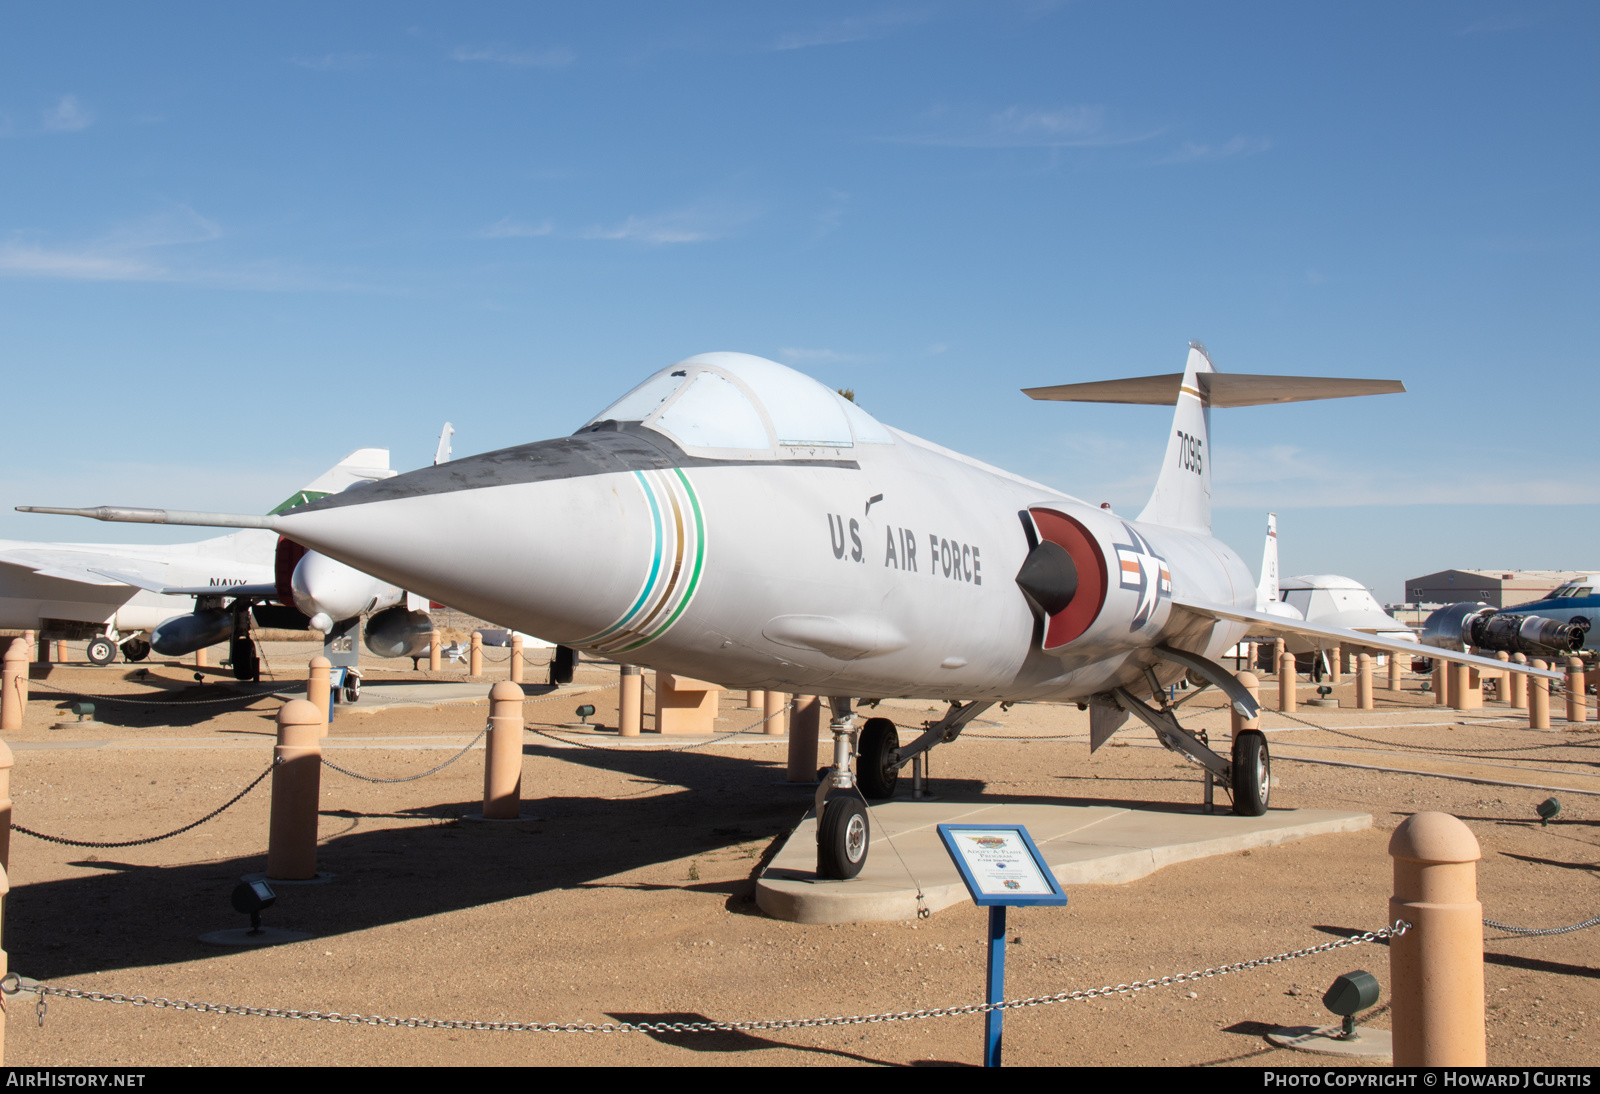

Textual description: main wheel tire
[120,639,150,663]
[85,636,116,666]
[1232,730,1271,816]
[344,679,361,703]
[817,796,870,880]
[857,717,900,800]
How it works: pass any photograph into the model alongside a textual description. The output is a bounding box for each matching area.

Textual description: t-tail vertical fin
[1135,343,1213,535]
[1256,512,1280,612]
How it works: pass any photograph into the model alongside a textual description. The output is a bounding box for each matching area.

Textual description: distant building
[1402,569,1592,609]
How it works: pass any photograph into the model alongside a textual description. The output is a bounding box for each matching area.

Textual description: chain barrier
[1484,913,1600,937]
[26,677,286,708]
[12,760,279,848]
[320,728,488,783]
[1266,709,1597,755]
[3,922,1408,1034]
[533,702,793,753]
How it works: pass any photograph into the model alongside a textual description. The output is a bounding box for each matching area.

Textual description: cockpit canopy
[585,352,894,458]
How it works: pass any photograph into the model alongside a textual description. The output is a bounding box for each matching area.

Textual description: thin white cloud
[895,104,1161,148]
[581,203,757,245]
[774,8,929,50]
[0,207,375,291]
[480,217,554,239]
[41,95,91,133]
[0,245,162,281]
[289,52,373,71]
[777,347,877,365]
[450,44,573,68]
[1159,135,1271,164]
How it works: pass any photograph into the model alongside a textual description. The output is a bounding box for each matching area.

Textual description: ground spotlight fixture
[1317,685,1333,699]
[574,704,596,726]
[1322,970,1380,1040]
[193,672,204,682]
[231,879,277,936]
[1537,797,1562,826]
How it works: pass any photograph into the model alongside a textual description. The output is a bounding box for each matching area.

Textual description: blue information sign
[936,824,1067,1068]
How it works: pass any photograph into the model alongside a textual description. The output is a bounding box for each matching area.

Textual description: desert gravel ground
[1,644,1596,1067]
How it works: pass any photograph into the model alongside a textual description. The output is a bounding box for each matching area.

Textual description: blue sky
[1,2,1594,600]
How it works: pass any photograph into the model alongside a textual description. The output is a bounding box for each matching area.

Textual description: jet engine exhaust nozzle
[1421,600,1589,655]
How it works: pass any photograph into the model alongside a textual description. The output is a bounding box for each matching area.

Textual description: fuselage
[271,355,1256,702]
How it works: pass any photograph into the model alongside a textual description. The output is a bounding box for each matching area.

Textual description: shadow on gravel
[606,1011,903,1065]
[9,742,818,981]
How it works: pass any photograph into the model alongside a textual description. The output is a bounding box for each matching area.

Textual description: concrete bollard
[1529,659,1550,729]
[1388,650,1403,692]
[0,737,13,876]
[787,695,821,782]
[1566,657,1587,723]
[1278,651,1296,713]
[307,655,332,738]
[0,861,9,1063]
[196,646,207,669]
[1433,660,1447,706]
[746,689,765,710]
[1,640,25,732]
[1446,661,1465,709]
[429,629,441,672]
[1357,653,1374,710]
[1330,644,1342,684]
[510,634,524,685]
[763,690,787,736]
[1493,651,1510,703]
[483,681,524,820]
[268,699,324,881]
[1462,664,1482,711]
[1388,812,1486,1067]
[1508,652,1527,709]
[619,664,642,737]
[1230,671,1260,742]
[469,631,483,677]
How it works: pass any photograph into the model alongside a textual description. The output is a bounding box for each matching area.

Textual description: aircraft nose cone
[273,468,700,651]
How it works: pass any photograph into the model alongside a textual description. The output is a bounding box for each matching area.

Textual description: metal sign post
[937,823,1068,1068]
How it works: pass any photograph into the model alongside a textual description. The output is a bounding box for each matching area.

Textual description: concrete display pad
[331,680,608,713]
[757,797,1370,924]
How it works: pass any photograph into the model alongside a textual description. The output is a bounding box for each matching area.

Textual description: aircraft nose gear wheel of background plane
[343,674,361,703]
[817,796,870,880]
[1231,730,1270,816]
[84,635,116,667]
[119,638,150,663]
[856,718,900,800]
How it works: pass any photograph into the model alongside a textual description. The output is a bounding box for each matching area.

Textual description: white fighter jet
[23,345,1560,878]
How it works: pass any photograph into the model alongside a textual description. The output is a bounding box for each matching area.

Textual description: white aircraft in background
[1251,514,1419,666]
[1252,514,1303,623]
[26,345,1558,878]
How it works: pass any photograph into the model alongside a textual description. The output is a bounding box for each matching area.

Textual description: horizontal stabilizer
[1023,372,1405,407]
[17,506,278,530]
[1169,596,1563,680]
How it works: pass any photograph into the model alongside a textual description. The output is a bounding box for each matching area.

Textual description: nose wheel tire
[1231,730,1270,816]
[119,639,150,663]
[85,636,116,666]
[856,718,900,800]
[817,795,870,880]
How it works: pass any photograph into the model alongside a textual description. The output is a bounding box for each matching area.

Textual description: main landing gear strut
[1108,668,1269,816]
